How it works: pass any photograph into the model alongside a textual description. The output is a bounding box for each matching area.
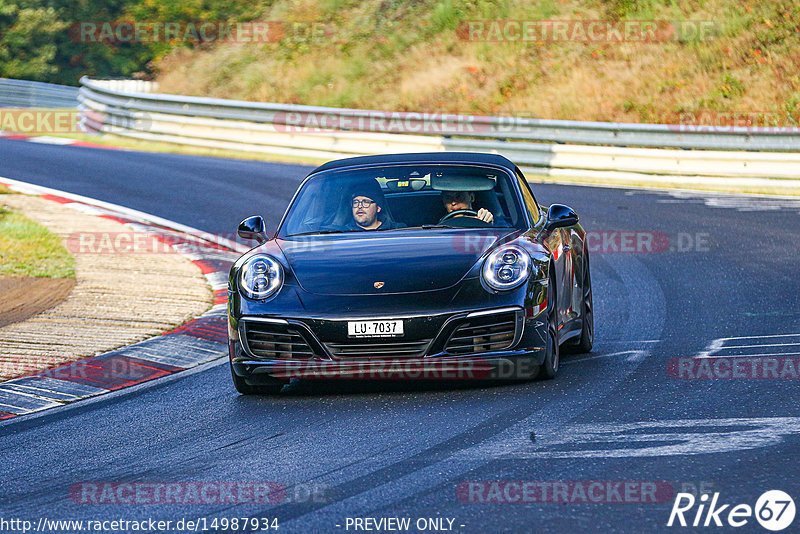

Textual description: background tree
[0,1,67,80]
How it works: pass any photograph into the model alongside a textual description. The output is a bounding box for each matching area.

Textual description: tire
[230,362,284,395]
[574,250,594,354]
[538,274,560,380]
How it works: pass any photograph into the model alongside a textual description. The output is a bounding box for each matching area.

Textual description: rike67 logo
[667,490,795,531]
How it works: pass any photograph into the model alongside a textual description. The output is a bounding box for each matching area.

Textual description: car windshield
[280,164,526,237]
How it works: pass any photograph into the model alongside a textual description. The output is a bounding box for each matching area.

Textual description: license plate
[347,320,404,338]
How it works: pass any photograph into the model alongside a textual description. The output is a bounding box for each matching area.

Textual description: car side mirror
[543,204,578,233]
[237,216,268,244]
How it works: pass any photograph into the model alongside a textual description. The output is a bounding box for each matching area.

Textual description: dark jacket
[343,219,407,231]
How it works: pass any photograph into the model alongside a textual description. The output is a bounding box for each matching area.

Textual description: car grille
[445,311,517,355]
[243,321,315,359]
[324,339,431,359]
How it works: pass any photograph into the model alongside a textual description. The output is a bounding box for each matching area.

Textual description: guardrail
[0,78,78,108]
[78,76,800,182]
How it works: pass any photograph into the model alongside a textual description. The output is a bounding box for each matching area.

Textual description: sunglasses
[443,192,471,201]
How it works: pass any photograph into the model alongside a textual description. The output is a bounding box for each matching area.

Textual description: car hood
[277,229,519,296]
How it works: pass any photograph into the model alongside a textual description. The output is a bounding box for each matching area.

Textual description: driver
[346,180,405,231]
[441,191,494,224]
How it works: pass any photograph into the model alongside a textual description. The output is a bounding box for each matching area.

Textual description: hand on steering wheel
[439,209,478,224]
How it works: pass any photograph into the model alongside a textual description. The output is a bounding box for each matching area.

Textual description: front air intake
[445,311,517,354]
[242,321,316,359]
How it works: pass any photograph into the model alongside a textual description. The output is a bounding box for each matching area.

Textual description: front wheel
[573,250,594,354]
[538,277,560,380]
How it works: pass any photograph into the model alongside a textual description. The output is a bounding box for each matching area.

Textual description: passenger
[441,191,494,224]
[346,180,405,231]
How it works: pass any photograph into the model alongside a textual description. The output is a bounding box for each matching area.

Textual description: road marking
[274,254,665,529]
[714,333,800,342]
[697,338,725,358]
[604,340,660,344]
[563,349,648,365]
[27,136,79,145]
[698,351,800,359]
[659,191,800,213]
[720,342,800,349]
[698,334,800,358]
[204,271,229,291]
[467,417,800,459]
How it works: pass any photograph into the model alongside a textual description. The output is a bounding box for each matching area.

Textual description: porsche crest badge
[374,281,385,289]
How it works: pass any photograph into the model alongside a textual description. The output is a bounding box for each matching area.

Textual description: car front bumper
[229,305,548,383]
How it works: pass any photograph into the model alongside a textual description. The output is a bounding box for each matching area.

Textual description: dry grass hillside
[153,0,800,125]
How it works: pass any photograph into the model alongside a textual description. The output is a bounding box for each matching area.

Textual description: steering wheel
[439,209,478,224]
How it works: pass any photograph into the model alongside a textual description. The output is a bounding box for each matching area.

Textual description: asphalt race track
[1,138,799,533]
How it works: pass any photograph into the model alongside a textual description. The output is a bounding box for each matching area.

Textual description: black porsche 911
[227,152,592,394]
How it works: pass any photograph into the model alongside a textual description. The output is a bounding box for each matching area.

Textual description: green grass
[430,0,463,32]
[0,206,76,278]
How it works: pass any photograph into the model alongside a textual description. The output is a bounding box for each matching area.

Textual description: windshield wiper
[286,229,345,237]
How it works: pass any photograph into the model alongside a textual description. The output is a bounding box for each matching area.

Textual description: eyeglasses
[352,199,376,208]
[443,192,469,203]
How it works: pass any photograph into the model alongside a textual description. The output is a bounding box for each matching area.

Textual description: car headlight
[482,245,532,291]
[239,255,283,299]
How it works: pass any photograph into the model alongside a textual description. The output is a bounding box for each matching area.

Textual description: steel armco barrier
[77,76,800,182]
[0,78,79,108]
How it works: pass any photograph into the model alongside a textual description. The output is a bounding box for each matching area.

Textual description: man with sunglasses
[441,190,494,224]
